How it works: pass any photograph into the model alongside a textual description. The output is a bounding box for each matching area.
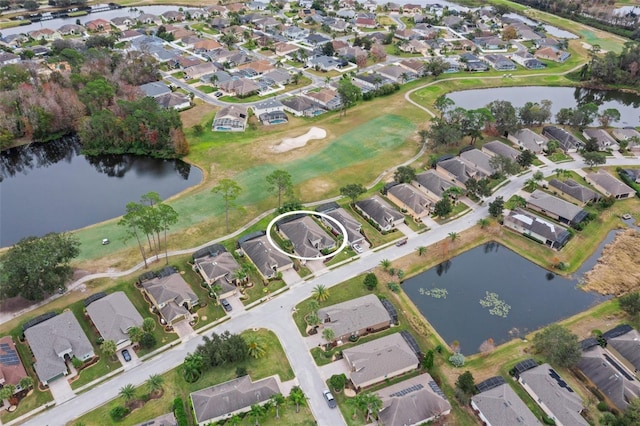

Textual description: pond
[402,236,616,355]
[503,13,578,39]
[447,86,640,127]
[0,137,202,247]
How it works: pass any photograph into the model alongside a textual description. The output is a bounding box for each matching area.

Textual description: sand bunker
[270,127,326,153]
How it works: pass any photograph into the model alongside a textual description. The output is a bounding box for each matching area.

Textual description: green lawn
[548,152,573,162]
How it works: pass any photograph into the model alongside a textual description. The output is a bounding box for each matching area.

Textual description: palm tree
[448,232,458,242]
[101,339,117,360]
[146,374,164,394]
[228,414,242,425]
[119,384,136,402]
[311,284,330,302]
[350,393,367,419]
[289,386,306,413]
[128,326,143,345]
[249,403,266,426]
[324,76,331,87]
[18,376,33,391]
[416,246,426,256]
[380,259,391,271]
[182,352,204,383]
[362,392,383,422]
[322,327,335,345]
[524,177,538,192]
[477,218,489,229]
[308,299,320,313]
[270,393,286,419]
[210,283,223,300]
[245,333,267,359]
[306,312,320,328]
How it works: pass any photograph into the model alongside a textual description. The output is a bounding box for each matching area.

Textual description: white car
[352,243,363,253]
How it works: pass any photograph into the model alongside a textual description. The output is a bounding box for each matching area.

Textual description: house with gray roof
[386,183,433,220]
[606,328,640,374]
[252,99,285,117]
[577,344,640,412]
[194,250,242,300]
[472,383,541,426]
[503,208,571,249]
[543,126,584,153]
[377,373,451,426]
[318,206,365,246]
[343,333,420,389]
[213,105,248,132]
[354,195,404,232]
[519,363,588,426]
[278,216,335,260]
[141,272,198,325]
[412,170,459,201]
[133,412,177,426]
[460,149,496,176]
[317,294,392,344]
[190,375,280,425]
[621,168,640,184]
[507,128,549,154]
[239,234,293,280]
[156,92,191,110]
[86,292,144,349]
[484,54,517,71]
[548,179,601,206]
[482,140,521,162]
[612,128,640,150]
[377,64,416,83]
[585,170,634,199]
[526,190,588,226]
[583,128,618,150]
[24,311,94,385]
[281,96,324,117]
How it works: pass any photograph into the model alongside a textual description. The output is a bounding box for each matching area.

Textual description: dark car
[121,349,132,362]
[221,298,232,312]
[323,389,337,408]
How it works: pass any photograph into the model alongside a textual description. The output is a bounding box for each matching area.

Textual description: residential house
[519,364,589,426]
[305,33,331,46]
[24,311,94,385]
[399,39,429,55]
[239,59,275,75]
[139,81,172,99]
[354,195,404,232]
[193,38,222,52]
[110,17,133,30]
[119,29,143,42]
[317,294,392,343]
[190,375,280,425]
[303,88,342,110]
[193,248,242,300]
[436,156,486,188]
[542,126,584,153]
[526,190,589,226]
[606,326,640,375]
[395,29,419,40]
[460,148,496,177]
[583,128,618,150]
[316,205,365,246]
[585,170,635,199]
[57,23,86,36]
[533,37,559,48]
[377,64,416,83]
[461,53,490,72]
[281,96,324,117]
[399,59,426,77]
[308,55,343,72]
[535,46,571,63]
[239,233,293,280]
[387,183,433,220]
[162,10,185,21]
[412,170,459,201]
[156,92,191,110]
[403,3,423,14]
[209,17,230,29]
[621,169,640,184]
[212,105,248,132]
[474,36,508,51]
[482,140,521,162]
[471,383,541,426]
[503,208,571,249]
[283,26,307,40]
[261,69,291,86]
[507,129,549,154]
[511,51,546,69]
[577,343,640,412]
[355,17,377,29]
[141,271,199,325]
[548,179,601,205]
[0,52,20,66]
[277,216,335,260]
[612,128,640,149]
[0,336,28,397]
[28,28,61,41]
[184,8,207,20]
[353,73,390,90]
[376,373,451,426]
[443,57,462,73]
[136,13,161,25]
[442,15,463,29]
[85,18,112,33]
[274,42,298,56]
[484,54,517,71]
[184,63,218,80]
[252,99,288,125]
[343,333,420,389]
[85,292,144,349]
[218,78,260,98]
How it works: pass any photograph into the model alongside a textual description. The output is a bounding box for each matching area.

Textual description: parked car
[323,389,337,408]
[101,238,110,245]
[214,91,223,98]
[352,243,363,253]
[395,238,408,247]
[221,298,232,312]
[121,349,132,362]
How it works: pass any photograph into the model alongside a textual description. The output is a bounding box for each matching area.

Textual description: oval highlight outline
[265,210,349,261]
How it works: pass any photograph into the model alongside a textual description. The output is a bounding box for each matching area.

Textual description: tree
[212,179,243,232]
[119,384,136,402]
[426,57,449,77]
[79,78,116,114]
[555,108,574,125]
[434,95,455,117]
[0,232,80,301]
[18,376,33,391]
[456,371,476,395]
[434,197,452,217]
[329,374,347,392]
[532,324,581,368]
[599,108,620,127]
[312,284,330,302]
[146,374,164,394]
[270,393,286,419]
[380,259,391,271]
[427,117,463,146]
[0,384,15,400]
[182,352,204,383]
[488,100,519,135]
[361,392,383,422]
[490,154,520,176]
[488,196,504,218]
[119,202,149,268]
[140,332,156,349]
[142,317,156,333]
[337,78,361,117]
[449,352,465,367]
[245,333,267,359]
[619,292,640,317]
[422,350,434,370]
[570,103,599,130]
[394,165,416,184]
[340,183,366,204]
[220,32,238,48]
[128,326,143,345]
[516,150,536,168]
[583,151,606,168]
[249,403,266,426]
[477,218,490,229]
[502,25,517,40]
[417,246,427,256]
[289,386,306,413]
[363,273,378,290]
[266,170,293,210]
[23,0,39,10]
[101,340,117,360]
[449,232,458,244]
[322,327,335,344]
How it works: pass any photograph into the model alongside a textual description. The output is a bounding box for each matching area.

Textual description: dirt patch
[179,102,217,128]
[270,127,327,153]
[581,229,640,295]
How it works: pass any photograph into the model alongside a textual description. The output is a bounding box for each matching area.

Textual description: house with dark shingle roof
[354,195,404,232]
[471,383,541,425]
[317,206,365,246]
[239,234,293,280]
[503,208,571,249]
[86,292,144,349]
[482,140,521,162]
[141,272,198,325]
[387,183,433,220]
[317,294,392,344]
[278,216,335,261]
[190,375,280,425]
[542,126,584,153]
[582,128,618,150]
[548,179,601,206]
[507,129,549,154]
[412,170,459,201]
[606,327,640,374]
[138,81,172,98]
[585,170,634,199]
[281,96,324,117]
[526,190,589,226]
[194,249,242,300]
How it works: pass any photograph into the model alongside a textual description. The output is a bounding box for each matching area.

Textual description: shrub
[140,332,156,349]
[597,401,609,412]
[364,273,378,290]
[387,282,401,293]
[236,366,248,377]
[449,352,465,367]
[173,397,188,426]
[328,373,347,392]
[71,357,83,369]
[109,406,128,421]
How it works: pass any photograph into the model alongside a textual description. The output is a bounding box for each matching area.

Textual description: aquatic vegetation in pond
[419,287,448,299]
[479,292,511,318]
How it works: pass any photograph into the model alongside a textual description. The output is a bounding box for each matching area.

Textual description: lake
[503,13,578,39]
[447,86,640,127]
[0,137,202,247]
[402,238,614,355]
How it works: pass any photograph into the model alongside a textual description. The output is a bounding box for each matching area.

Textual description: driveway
[396,223,416,237]
[49,377,76,404]
[318,358,351,381]
[282,268,302,286]
[117,345,139,367]
[306,259,328,275]
[172,319,195,341]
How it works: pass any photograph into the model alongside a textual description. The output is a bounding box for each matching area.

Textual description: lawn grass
[70,328,297,426]
[548,152,573,162]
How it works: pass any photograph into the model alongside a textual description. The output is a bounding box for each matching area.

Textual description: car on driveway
[323,389,337,408]
[121,349,132,362]
[221,298,232,312]
[352,243,363,253]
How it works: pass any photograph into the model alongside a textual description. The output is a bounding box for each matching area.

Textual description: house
[109,17,133,30]
[377,64,416,83]
[238,59,274,75]
[343,333,420,389]
[308,55,342,72]
[156,92,191,110]
[399,59,426,77]
[283,26,307,40]
[484,54,517,71]
[399,39,429,55]
[542,126,584,153]
[193,247,242,300]
[606,327,640,374]
[162,10,185,21]
[621,169,640,184]
[239,233,294,280]
[28,28,61,41]
[548,179,601,206]
[376,373,451,426]
[471,383,541,426]
[612,128,640,146]
[261,69,291,86]
[436,156,485,188]
[387,183,433,220]
[193,39,222,52]
[281,96,324,117]
[535,46,571,63]
[85,18,112,33]
[274,42,299,56]
[139,81,172,99]
[526,190,589,226]
[354,195,404,232]
[507,129,549,154]
[585,170,635,199]
[136,13,161,25]
[278,215,336,260]
[317,206,365,246]
[474,36,508,51]
[583,128,618,150]
[190,375,280,425]
[141,271,199,325]
[252,99,285,117]
[519,364,589,426]
[303,88,341,110]
[412,170,459,201]
[355,17,377,29]
[85,292,144,350]
[24,311,94,385]
[0,52,21,66]
[460,148,496,176]
[213,105,248,132]
[305,33,331,46]
[317,294,392,343]
[577,343,640,412]
[58,23,85,36]
[184,62,218,80]
[395,29,419,40]
[0,336,28,396]
[503,208,571,249]
[511,51,546,69]
[482,140,521,162]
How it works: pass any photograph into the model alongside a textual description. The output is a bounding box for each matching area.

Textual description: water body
[402,235,617,355]
[503,12,578,39]
[0,137,202,247]
[447,86,640,127]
